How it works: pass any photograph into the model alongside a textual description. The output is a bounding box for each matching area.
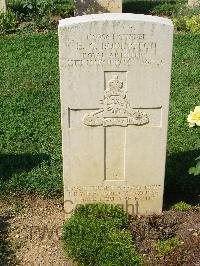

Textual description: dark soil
[130,209,200,265]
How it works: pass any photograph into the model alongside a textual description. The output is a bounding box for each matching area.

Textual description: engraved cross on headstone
[70,74,160,181]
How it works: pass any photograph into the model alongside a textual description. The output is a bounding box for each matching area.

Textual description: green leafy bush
[155,237,182,257]
[175,5,200,17]
[62,203,143,266]
[171,201,192,211]
[173,16,188,31]
[9,0,38,21]
[173,15,200,32]
[0,9,18,34]
[186,15,200,32]
[8,0,74,20]
[151,3,176,16]
[189,156,200,176]
[187,106,200,176]
[1,0,74,33]
[123,0,178,15]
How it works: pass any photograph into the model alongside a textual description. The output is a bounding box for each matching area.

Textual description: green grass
[0,32,62,197]
[166,33,200,195]
[0,32,199,198]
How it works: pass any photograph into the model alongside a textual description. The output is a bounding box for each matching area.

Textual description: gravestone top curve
[59,13,173,28]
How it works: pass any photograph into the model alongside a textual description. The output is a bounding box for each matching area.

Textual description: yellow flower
[187,106,200,127]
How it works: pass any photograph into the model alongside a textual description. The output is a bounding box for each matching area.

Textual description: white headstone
[74,0,122,16]
[59,14,173,217]
[188,0,200,7]
[0,0,6,12]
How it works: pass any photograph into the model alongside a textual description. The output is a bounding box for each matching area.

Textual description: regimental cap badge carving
[83,75,149,127]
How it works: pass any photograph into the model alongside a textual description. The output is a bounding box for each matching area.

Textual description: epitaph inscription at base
[59,14,173,217]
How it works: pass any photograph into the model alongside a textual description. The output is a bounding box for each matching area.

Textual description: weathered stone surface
[59,14,173,217]
[0,0,6,12]
[74,0,122,16]
[188,0,200,7]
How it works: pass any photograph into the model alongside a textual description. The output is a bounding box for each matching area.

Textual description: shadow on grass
[0,153,50,180]
[164,149,200,209]
[0,214,16,265]
[123,0,176,14]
